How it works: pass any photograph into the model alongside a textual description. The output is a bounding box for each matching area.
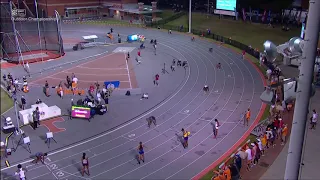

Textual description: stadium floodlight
[263,40,278,62]
[261,1,320,179]
[288,37,303,54]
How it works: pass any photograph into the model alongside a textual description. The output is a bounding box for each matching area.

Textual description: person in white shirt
[266,69,272,81]
[96,91,102,105]
[310,109,318,130]
[24,62,30,76]
[15,164,27,180]
[245,146,252,171]
[72,77,78,84]
[213,119,219,139]
[257,139,264,156]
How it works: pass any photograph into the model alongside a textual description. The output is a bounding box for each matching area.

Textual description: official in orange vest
[22,85,29,93]
[245,108,251,126]
[281,124,288,145]
[71,81,77,95]
[56,85,63,98]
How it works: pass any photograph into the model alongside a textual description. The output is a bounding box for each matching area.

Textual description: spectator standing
[250,143,256,165]
[21,96,26,110]
[245,146,252,171]
[44,81,50,97]
[281,124,288,145]
[310,109,318,130]
[32,107,40,130]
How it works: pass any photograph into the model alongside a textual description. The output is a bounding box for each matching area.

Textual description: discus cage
[0,0,64,65]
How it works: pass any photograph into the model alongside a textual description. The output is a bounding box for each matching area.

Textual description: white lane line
[3,43,192,179]
[124,53,132,89]
[88,35,220,180]
[137,33,245,180]
[77,66,127,70]
[0,41,192,173]
[110,34,233,180]
[38,76,130,83]
[43,39,206,179]
[169,34,259,180]
[222,109,235,112]
[62,72,129,76]
[7,40,197,179]
[197,118,212,122]
[29,52,113,84]
[50,35,211,180]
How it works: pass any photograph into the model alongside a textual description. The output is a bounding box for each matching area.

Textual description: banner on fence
[251,118,271,137]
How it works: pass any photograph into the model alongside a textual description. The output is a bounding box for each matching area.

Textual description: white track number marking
[48,164,58,170]
[46,162,66,178]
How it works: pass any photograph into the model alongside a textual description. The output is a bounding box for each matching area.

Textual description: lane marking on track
[1,38,192,172]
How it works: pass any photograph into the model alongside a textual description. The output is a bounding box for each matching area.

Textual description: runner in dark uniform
[32,152,47,164]
[81,153,90,176]
[137,142,145,164]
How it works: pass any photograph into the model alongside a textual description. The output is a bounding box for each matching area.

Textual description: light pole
[284,0,320,179]
[12,94,21,134]
[207,0,209,18]
[188,0,191,33]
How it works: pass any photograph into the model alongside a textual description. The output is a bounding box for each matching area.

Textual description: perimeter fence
[0,2,64,63]
[146,23,261,59]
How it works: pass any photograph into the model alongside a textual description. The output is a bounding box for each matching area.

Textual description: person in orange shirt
[281,124,288,145]
[71,81,77,95]
[223,166,231,180]
[57,84,63,98]
[260,135,267,156]
[244,108,251,126]
[213,170,226,180]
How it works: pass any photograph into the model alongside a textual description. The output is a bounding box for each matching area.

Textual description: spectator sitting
[140,93,149,100]
[84,96,92,105]
[36,99,42,104]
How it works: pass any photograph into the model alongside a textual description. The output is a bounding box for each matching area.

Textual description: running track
[1,24,266,180]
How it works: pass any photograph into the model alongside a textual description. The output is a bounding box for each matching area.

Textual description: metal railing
[146,23,261,60]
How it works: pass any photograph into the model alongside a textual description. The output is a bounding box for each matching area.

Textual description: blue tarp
[127,34,138,42]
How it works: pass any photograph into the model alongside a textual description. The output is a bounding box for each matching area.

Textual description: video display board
[216,0,237,11]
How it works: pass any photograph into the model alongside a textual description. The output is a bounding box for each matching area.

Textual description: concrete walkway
[261,65,320,179]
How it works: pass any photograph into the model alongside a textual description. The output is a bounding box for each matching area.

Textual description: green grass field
[166,12,320,51]
[157,9,176,19]
[1,88,13,114]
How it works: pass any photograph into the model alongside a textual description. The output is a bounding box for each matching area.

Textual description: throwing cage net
[0,1,64,64]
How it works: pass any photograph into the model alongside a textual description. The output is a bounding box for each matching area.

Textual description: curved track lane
[1,25,265,180]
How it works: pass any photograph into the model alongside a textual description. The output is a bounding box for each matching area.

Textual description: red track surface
[30,53,138,89]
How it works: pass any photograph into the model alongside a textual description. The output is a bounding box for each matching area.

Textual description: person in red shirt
[242,50,246,59]
[138,50,141,57]
[278,118,284,138]
[89,84,95,98]
[154,74,159,86]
